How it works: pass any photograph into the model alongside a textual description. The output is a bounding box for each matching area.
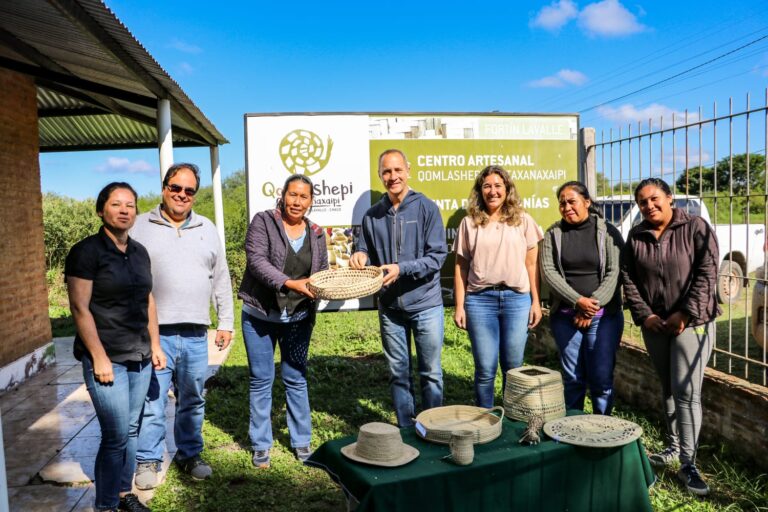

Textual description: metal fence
[584,90,768,386]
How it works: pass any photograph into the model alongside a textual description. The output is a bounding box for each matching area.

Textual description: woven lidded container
[414,405,504,445]
[307,267,383,301]
[503,365,566,423]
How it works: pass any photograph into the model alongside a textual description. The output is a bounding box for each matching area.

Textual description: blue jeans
[378,304,444,427]
[136,325,208,463]
[82,357,151,511]
[242,311,313,451]
[550,311,624,415]
[465,289,531,408]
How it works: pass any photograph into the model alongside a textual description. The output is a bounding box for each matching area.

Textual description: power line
[537,9,768,111]
[578,33,768,114]
[578,62,768,127]
[555,29,768,112]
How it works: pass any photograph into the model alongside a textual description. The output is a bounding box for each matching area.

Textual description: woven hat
[341,422,419,467]
[308,267,383,300]
[543,414,643,448]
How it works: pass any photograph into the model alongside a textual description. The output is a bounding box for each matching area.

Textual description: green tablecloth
[307,413,655,512]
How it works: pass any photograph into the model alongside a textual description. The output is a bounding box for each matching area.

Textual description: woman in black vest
[238,174,328,469]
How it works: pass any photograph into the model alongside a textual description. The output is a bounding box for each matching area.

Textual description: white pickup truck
[596,195,766,304]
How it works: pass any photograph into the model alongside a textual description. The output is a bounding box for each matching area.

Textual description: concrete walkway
[1,334,231,511]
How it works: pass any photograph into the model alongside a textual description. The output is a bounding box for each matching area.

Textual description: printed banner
[246,115,371,226]
[245,113,579,309]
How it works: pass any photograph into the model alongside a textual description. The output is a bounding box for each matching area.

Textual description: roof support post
[210,145,226,250]
[580,127,596,198]
[0,410,9,512]
[157,98,173,180]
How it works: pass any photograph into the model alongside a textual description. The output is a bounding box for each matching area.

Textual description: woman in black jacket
[620,178,720,496]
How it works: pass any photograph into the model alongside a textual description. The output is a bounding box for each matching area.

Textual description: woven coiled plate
[543,414,643,448]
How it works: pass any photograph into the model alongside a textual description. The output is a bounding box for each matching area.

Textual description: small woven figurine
[519,413,545,445]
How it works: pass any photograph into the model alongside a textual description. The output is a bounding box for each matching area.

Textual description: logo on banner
[278,129,334,176]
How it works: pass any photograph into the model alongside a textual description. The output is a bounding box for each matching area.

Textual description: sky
[39,0,768,199]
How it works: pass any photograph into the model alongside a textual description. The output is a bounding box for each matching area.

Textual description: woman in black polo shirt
[65,182,166,512]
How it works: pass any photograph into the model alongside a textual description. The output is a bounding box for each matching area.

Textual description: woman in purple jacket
[621,178,719,496]
[238,174,328,469]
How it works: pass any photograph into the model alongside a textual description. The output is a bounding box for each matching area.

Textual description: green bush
[42,193,101,269]
[42,170,249,273]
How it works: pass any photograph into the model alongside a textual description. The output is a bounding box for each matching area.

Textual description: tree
[675,153,766,196]
[675,153,766,223]
[595,172,611,196]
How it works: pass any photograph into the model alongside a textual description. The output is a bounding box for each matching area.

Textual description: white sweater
[130,205,234,331]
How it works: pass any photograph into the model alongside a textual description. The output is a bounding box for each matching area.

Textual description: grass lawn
[144,304,767,512]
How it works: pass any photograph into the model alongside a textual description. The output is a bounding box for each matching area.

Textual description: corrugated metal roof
[0,0,227,151]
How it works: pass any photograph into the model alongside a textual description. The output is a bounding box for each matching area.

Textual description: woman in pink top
[454,166,543,408]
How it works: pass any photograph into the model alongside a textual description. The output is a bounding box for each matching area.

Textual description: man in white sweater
[131,163,233,488]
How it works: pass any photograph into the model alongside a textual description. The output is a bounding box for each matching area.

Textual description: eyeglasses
[166,184,197,196]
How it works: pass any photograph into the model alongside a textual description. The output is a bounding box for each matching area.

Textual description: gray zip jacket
[539,214,624,314]
[130,205,234,331]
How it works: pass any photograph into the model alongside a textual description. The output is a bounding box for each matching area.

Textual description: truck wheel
[717,260,743,304]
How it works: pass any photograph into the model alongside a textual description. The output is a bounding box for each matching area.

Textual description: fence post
[580,127,596,196]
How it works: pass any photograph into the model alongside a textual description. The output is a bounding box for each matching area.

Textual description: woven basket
[414,405,504,445]
[449,430,475,465]
[503,365,566,423]
[307,267,383,300]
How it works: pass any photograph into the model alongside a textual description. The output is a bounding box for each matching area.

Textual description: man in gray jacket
[132,163,233,487]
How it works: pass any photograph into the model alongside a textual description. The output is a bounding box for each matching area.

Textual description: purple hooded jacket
[238,209,328,317]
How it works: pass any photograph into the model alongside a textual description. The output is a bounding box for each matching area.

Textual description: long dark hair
[277,174,315,213]
[556,180,602,217]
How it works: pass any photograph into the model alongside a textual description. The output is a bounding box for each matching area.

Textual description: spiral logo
[278,129,334,176]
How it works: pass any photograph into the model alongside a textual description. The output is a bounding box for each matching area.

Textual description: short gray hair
[377,149,409,171]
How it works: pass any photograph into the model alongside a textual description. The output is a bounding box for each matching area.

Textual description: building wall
[532,318,768,471]
[0,68,52,368]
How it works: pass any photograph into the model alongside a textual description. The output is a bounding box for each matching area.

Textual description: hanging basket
[307,267,383,300]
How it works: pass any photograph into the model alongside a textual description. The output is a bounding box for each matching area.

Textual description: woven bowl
[307,267,383,301]
[414,405,504,445]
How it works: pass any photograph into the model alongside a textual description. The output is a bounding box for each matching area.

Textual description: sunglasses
[166,184,197,196]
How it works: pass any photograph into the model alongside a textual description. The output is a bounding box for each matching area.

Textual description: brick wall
[0,68,52,366]
[532,317,768,471]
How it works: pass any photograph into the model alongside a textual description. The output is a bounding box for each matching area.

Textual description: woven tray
[307,267,383,300]
[503,365,566,423]
[414,405,504,445]
[543,415,643,448]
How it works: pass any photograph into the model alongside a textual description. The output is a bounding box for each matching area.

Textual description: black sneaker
[295,446,313,462]
[174,454,212,481]
[119,493,150,512]
[648,446,680,468]
[677,463,709,496]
